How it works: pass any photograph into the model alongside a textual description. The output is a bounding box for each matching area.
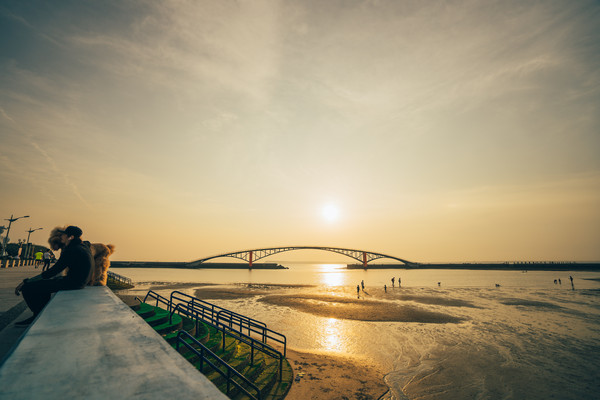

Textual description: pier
[0,265,226,399]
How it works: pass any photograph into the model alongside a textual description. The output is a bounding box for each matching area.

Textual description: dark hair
[60,226,83,238]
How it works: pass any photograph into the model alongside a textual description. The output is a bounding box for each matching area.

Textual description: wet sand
[285,348,388,400]
[192,283,314,300]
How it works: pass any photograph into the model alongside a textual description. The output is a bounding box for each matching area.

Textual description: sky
[1,0,599,263]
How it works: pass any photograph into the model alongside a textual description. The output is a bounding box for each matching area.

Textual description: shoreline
[348,262,600,271]
[112,261,600,271]
[111,261,287,269]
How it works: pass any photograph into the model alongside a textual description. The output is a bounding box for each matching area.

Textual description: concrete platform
[0,286,226,399]
[0,263,40,315]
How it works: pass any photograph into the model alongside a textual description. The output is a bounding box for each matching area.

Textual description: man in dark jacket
[14,225,93,325]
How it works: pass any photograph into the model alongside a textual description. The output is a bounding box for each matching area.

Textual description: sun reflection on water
[317,264,346,287]
[319,317,345,352]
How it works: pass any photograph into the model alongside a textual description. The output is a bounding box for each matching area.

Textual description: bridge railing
[191,245,415,266]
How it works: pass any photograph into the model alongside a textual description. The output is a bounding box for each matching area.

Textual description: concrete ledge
[0,286,226,399]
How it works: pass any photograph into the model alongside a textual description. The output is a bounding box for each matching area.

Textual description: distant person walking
[558,278,562,285]
[356,285,360,297]
[34,250,43,268]
[42,250,52,271]
[569,275,574,290]
[391,277,395,287]
[361,280,364,291]
[384,284,387,293]
[398,277,401,287]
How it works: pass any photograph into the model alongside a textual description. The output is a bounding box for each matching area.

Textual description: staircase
[130,293,293,400]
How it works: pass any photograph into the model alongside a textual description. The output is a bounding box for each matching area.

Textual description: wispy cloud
[29,141,93,209]
[0,106,16,123]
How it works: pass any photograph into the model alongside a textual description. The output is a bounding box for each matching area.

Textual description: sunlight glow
[318,264,346,286]
[320,317,343,352]
[321,272,345,287]
[321,203,340,222]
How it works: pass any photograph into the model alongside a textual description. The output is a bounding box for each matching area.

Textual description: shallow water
[114,264,600,399]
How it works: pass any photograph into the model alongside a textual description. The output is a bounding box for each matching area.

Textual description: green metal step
[135,302,156,318]
[129,298,293,400]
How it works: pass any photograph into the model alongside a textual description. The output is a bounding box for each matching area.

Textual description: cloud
[62,0,284,106]
[0,106,16,123]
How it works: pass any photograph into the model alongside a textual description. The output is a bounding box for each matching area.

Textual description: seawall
[347,262,600,271]
[111,261,287,269]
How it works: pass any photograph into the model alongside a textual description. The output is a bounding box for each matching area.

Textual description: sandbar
[259,294,464,323]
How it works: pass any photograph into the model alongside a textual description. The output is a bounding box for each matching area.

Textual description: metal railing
[107,270,133,286]
[176,330,261,400]
[142,290,171,309]
[170,301,284,378]
[140,290,285,379]
[0,258,36,268]
[169,290,287,356]
[169,291,265,327]
[216,309,287,356]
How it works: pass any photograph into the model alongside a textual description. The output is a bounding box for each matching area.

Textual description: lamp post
[26,227,43,259]
[1,214,30,257]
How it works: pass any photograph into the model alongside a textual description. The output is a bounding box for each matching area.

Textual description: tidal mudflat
[116,267,600,399]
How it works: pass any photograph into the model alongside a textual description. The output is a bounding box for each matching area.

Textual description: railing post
[226,369,231,396]
[200,347,204,373]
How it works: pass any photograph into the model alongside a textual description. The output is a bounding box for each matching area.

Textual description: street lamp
[26,227,43,259]
[1,214,30,257]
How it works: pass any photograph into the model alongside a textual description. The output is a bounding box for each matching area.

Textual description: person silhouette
[14,226,93,326]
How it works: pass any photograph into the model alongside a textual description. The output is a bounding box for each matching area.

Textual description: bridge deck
[0,286,226,400]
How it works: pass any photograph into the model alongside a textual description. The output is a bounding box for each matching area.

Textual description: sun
[321,203,340,222]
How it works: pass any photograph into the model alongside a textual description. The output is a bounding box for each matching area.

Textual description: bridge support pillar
[363,252,367,269]
[249,251,253,269]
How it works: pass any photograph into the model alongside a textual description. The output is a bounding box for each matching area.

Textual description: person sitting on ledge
[14,225,93,326]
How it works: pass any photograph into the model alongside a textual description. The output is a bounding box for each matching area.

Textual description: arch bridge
[188,246,416,268]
